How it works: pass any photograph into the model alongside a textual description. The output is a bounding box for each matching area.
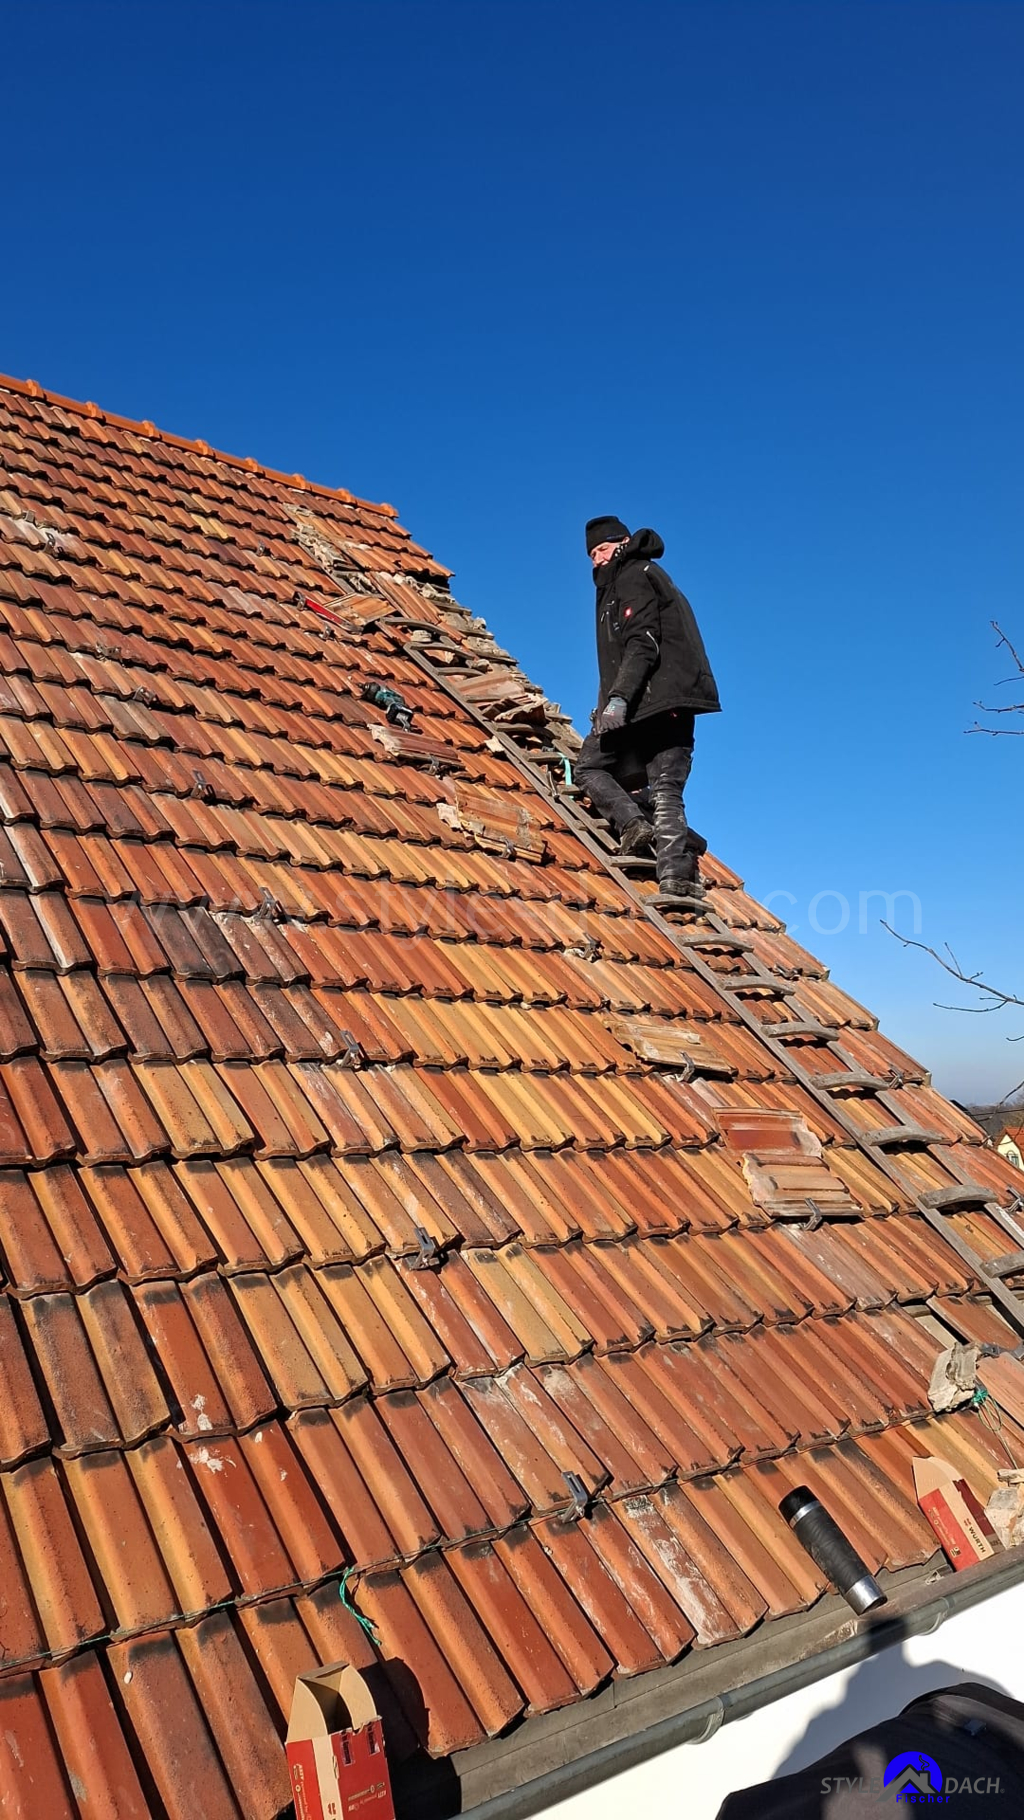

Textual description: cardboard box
[912,1456,999,1570]
[287,1662,396,1820]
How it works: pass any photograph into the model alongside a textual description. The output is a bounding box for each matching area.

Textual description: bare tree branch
[881,923,1024,1014]
[967,622,1024,734]
[892,621,1024,1105]
[993,621,1024,676]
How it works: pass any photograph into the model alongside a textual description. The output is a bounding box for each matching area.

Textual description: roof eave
[432,1545,1024,1820]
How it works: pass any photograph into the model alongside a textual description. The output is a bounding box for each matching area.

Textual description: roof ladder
[661,917,1024,1336]
[400,637,1024,1338]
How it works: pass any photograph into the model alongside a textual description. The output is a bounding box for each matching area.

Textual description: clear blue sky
[5,1,1023,1101]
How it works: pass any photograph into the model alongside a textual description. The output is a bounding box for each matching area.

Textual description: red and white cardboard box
[912,1456,999,1571]
[287,1662,396,1820]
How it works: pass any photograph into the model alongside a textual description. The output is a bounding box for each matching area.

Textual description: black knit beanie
[585,515,630,555]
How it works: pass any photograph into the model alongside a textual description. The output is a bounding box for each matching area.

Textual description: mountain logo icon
[884,1751,944,1796]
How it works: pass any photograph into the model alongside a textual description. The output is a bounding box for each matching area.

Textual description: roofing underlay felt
[0,371,1023,1819]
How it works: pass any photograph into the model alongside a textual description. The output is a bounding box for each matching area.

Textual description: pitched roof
[1,370,1024,1819]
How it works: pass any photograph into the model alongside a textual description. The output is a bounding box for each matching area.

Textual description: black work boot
[619,818,654,857]
[659,872,705,901]
[647,744,695,882]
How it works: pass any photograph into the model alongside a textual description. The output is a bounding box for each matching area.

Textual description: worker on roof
[577,515,720,899]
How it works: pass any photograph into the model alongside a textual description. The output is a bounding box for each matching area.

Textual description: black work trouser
[577,710,698,883]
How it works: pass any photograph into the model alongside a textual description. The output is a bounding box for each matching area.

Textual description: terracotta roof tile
[539,1356,675,1494]
[227,1268,361,1408]
[403,1550,525,1735]
[19,1293,118,1453]
[615,1492,746,1646]
[332,1397,441,1557]
[183,1432,300,1598]
[635,1344,746,1466]
[930,1293,1018,1347]
[177,1614,293,1818]
[600,1354,738,1477]
[237,1422,341,1584]
[108,1632,245,1820]
[68,1448,183,1629]
[22,1164,117,1288]
[77,1167,181,1278]
[41,1649,151,1818]
[532,1244,650,1351]
[445,1380,559,1517]
[0,371,1017,1804]
[530,1149,636,1240]
[448,1541,580,1714]
[377,1391,492,1543]
[0,1304,49,1472]
[4,1455,106,1652]
[0,1673,80,1819]
[532,1517,659,1676]
[356,1569,486,1755]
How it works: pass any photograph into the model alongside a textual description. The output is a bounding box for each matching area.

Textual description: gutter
[454,1547,1024,1820]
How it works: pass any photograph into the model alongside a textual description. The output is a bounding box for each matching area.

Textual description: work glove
[597,696,628,734]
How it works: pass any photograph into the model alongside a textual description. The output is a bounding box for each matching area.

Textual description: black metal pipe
[780,1486,887,1614]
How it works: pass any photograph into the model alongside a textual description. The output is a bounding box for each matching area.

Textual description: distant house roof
[1,371,1024,1820]
[964,1104,1024,1144]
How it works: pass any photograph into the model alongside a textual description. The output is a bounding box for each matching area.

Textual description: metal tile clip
[191,770,215,801]
[563,1472,590,1520]
[802,1199,825,1231]
[337,1029,365,1070]
[410,1225,439,1270]
[255,887,284,923]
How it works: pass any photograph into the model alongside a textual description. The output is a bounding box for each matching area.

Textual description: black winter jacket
[594,529,720,724]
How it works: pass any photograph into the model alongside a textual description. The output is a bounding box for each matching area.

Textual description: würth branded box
[912,1456,999,1571]
[286,1663,396,1820]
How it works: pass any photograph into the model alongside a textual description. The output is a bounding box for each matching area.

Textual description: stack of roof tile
[1,372,1023,1820]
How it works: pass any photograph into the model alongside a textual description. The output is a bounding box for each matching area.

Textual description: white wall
[539,1583,1024,1820]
